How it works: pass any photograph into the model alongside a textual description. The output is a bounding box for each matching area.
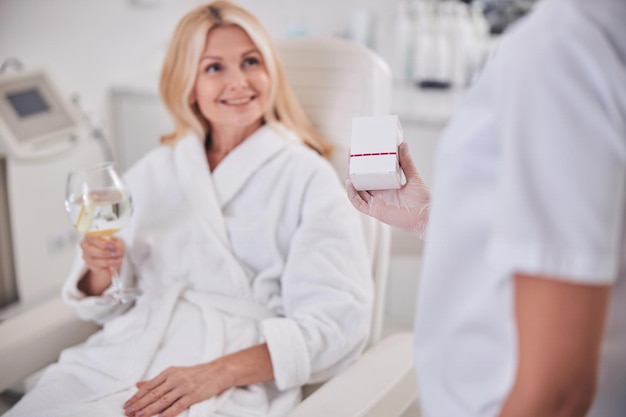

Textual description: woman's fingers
[125,375,164,408]
[124,372,196,417]
[80,236,122,271]
[124,364,226,417]
[129,386,180,417]
[158,396,193,417]
[124,375,174,416]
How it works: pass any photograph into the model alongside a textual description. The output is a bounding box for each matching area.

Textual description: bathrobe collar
[212,124,288,208]
[173,124,288,249]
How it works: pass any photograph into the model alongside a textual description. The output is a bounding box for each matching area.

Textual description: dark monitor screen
[6,88,50,118]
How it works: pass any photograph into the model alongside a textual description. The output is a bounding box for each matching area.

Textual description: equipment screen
[6,88,50,118]
[0,71,78,148]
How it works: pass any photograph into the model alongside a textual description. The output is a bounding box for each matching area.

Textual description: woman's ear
[188,91,197,105]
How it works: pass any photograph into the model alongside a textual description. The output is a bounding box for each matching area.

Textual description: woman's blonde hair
[159,0,332,157]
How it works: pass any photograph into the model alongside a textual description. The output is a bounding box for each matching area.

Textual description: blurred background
[0,0,536,131]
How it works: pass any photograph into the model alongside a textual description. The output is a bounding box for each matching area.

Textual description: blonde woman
[6,2,372,417]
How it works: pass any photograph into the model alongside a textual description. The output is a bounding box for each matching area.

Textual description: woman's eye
[243,57,260,67]
[205,63,221,73]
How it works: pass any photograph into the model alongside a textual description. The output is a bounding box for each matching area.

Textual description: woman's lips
[220,96,255,105]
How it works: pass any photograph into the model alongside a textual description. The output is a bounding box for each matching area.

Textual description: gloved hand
[346,142,431,239]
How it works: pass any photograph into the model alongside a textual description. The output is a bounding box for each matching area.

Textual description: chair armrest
[288,332,417,417]
[0,296,100,392]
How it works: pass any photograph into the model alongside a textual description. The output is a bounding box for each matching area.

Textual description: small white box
[349,115,403,191]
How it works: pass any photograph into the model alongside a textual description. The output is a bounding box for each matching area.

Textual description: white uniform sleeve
[486,28,626,284]
[260,163,374,390]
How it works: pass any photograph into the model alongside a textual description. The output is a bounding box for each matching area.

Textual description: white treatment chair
[0,37,417,417]
[276,37,416,417]
[0,297,100,394]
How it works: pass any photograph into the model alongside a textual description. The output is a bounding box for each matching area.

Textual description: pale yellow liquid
[66,188,132,235]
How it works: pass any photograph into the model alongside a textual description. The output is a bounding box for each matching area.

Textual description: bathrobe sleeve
[260,157,374,390]
[61,249,135,324]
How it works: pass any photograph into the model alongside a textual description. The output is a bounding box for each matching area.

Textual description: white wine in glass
[65,162,141,303]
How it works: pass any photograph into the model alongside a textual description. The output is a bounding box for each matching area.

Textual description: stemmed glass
[65,162,141,303]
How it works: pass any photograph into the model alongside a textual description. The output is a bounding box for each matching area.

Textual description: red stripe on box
[349,152,397,157]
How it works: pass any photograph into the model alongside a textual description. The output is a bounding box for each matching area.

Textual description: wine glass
[65,162,141,303]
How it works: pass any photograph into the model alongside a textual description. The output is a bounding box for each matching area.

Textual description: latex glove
[346,142,431,239]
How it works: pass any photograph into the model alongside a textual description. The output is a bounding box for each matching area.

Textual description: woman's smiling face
[193,24,270,135]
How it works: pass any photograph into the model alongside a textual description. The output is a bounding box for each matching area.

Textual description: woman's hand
[123,363,230,417]
[77,235,124,296]
[346,142,431,238]
[124,344,273,417]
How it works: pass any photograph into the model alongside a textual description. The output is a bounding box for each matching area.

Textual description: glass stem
[110,267,122,292]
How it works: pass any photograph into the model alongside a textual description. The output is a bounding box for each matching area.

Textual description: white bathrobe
[7,124,373,417]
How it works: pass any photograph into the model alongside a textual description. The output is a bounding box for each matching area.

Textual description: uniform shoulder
[498,0,608,65]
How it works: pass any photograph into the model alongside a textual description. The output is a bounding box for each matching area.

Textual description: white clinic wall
[0,0,398,132]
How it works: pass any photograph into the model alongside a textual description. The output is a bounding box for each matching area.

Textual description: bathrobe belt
[183,291,276,321]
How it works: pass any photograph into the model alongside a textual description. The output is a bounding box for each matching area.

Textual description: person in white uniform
[348,0,626,415]
[6,2,373,417]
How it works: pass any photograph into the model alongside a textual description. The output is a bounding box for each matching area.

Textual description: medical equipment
[350,115,404,191]
[0,67,107,318]
[0,70,87,160]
